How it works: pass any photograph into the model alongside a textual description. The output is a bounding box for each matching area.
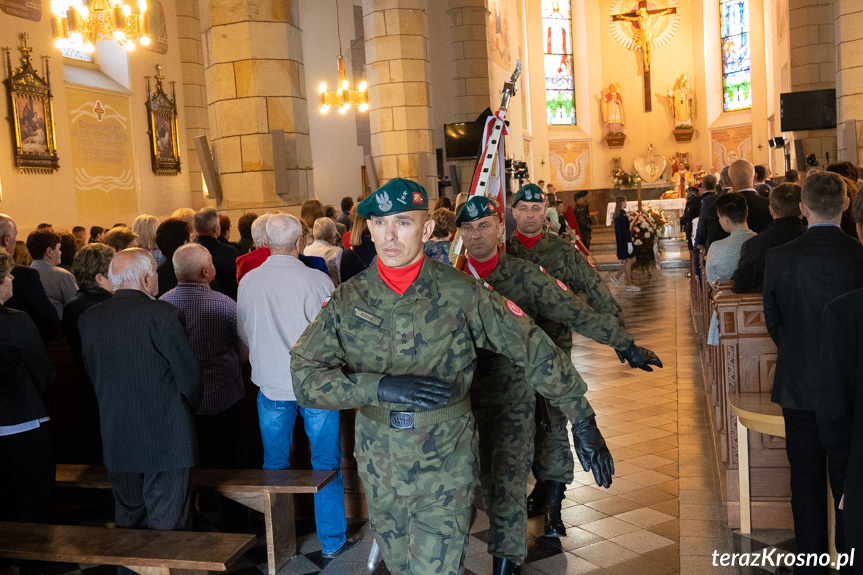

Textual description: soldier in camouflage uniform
[456,196,661,573]
[505,184,657,536]
[290,179,614,575]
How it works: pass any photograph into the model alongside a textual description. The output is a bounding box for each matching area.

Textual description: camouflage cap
[455,195,499,227]
[511,183,546,207]
[356,178,428,218]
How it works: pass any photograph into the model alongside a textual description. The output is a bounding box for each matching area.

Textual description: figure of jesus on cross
[611,1,677,111]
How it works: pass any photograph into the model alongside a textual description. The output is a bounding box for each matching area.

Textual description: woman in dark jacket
[610,196,640,291]
[0,250,56,527]
[340,210,376,282]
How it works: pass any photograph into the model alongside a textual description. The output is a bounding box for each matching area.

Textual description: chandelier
[317,0,368,114]
[50,0,151,54]
[318,56,368,114]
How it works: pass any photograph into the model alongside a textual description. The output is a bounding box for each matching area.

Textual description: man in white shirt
[237,214,357,558]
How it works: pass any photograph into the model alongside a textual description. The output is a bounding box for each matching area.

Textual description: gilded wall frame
[145,65,180,175]
[3,34,60,173]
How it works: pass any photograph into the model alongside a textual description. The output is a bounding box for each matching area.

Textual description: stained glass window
[542,0,575,125]
[720,0,751,111]
[61,46,94,63]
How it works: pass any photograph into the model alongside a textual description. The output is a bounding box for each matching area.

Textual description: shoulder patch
[556,278,568,291]
[506,299,524,317]
[322,297,331,307]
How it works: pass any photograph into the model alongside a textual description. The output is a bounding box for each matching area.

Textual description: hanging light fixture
[318,0,368,114]
[50,0,151,54]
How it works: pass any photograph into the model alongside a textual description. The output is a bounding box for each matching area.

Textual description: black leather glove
[618,341,663,372]
[377,375,451,410]
[572,415,614,488]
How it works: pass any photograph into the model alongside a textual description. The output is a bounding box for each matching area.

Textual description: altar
[605,198,687,236]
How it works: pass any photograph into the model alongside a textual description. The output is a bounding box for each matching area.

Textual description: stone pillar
[176,0,209,206]
[835,0,863,163]
[447,0,490,122]
[787,0,837,163]
[363,0,434,185]
[446,0,490,194]
[200,0,313,209]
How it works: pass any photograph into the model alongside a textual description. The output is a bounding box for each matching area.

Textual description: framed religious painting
[145,64,181,175]
[3,34,60,173]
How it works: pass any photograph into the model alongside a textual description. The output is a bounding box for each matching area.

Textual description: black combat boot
[492,556,520,575]
[543,481,567,537]
[526,481,546,516]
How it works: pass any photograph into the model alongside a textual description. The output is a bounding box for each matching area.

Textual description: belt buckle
[389,411,415,429]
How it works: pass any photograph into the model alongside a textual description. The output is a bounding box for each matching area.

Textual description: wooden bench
[0,521,255,575]
[56,465,336,575]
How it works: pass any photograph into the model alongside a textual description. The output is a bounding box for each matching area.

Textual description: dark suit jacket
[818,289,863,557]
[693,192,717,248]
[732,217,807,293]
[704,188,773,250]
[63,286,113,356]
[0,306,55,426]
[6,265,58,344]
[198,235,239,300]
[764,226,863,410]
[79,289,202,473]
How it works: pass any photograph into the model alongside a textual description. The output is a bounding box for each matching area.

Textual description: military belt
[360,397,471,430]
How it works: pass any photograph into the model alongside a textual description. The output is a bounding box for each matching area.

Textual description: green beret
[356,178,428,218]
[511,184,546,207]
[455,195,499,227]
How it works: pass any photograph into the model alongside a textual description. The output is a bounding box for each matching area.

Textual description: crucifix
[611,2,677,113]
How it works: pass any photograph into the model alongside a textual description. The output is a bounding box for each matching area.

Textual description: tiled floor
[46,270,796,574]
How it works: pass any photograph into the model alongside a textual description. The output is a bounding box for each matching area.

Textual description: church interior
[1,0,862,574]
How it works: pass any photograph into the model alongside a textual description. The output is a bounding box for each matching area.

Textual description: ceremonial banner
[67,87,137,216]
[1,0,40,21]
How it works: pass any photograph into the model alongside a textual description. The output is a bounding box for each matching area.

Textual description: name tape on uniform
[353,307,383,327]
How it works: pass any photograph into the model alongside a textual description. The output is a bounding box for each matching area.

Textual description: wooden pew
[56,465,336,575]
[694,280,792,529]
[0,522,255,575]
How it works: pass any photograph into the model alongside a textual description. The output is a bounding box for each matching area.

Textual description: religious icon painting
[3,34,60,173]
[145,64,181,175]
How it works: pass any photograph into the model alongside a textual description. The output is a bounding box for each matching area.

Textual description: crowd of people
[3,163,862,574]
[684,159,863,574]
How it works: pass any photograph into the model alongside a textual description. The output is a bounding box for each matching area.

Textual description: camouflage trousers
[364,481,474,575]
[474,398,536,563]
[533,401,575,484]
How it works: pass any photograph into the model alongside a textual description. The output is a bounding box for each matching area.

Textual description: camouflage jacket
[506,232,625,349]
[471,252,634,405]
[290,257,595,493]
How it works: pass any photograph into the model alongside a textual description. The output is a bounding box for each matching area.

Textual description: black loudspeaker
[436,148,444,177]
[769,137,786,148]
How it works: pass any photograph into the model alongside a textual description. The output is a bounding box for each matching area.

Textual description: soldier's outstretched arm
[562,247,625,326]
[530,266,633,350]
[290,297,383,410]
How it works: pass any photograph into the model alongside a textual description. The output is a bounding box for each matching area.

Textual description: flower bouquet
[612,168,636,187]
[627,207,670,271]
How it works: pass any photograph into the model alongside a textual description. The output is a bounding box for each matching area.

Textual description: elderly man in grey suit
[79,248,202,531]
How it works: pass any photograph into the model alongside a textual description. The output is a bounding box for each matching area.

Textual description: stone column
[200,0,313,208]
[363,0,434,185]
[447,0,490,122]
[835,0,863,162]
[787,0,837,163]
[446,0,490,194]
[176,0,209,205]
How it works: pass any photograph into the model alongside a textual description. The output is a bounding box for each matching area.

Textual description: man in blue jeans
[237,213,358,557]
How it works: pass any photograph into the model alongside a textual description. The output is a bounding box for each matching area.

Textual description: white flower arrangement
[634,239,642,245]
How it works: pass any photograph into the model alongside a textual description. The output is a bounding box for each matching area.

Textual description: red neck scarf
[516,230,542,250]
[466,251,499,280]
[377,256,425,295]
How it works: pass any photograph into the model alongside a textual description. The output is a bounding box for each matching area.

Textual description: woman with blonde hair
[303,217,342,286]
[132,214,164,264]
[339,207,375,282]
